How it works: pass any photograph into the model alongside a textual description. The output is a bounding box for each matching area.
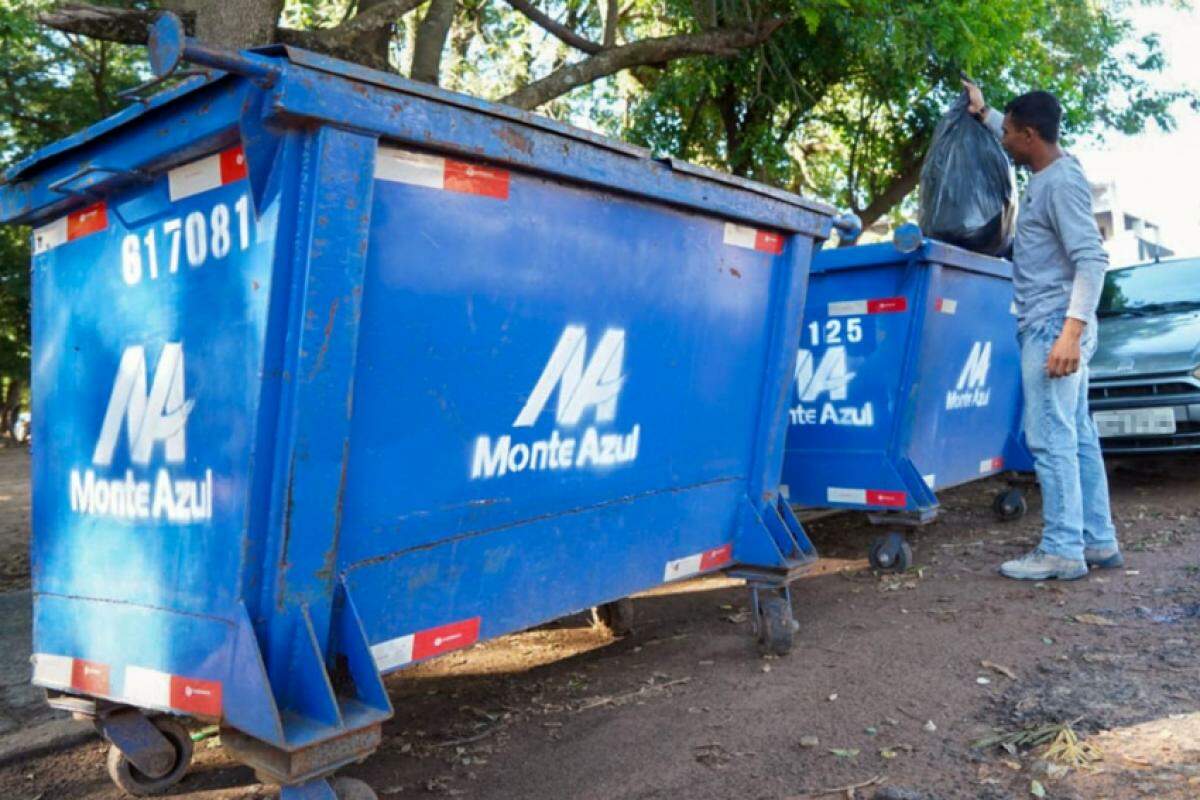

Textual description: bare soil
[0,448,1197,800]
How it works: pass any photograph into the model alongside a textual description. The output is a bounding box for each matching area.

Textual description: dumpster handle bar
[49,164,149,197]
[150,13,282,88]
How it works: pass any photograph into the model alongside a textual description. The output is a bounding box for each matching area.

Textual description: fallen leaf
[828,748,860,758]
[799,736,820,748]
[1074,613,1117,626]
[880,748,898,759]
[981,660,1018,680]
[1030,779,1046,798]
[1003,759,1022,771]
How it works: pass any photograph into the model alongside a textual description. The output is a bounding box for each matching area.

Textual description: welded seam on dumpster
[344,475,745,573]
[33,591,238,626]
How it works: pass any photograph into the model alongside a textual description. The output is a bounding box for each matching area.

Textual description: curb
[0,718,97,768]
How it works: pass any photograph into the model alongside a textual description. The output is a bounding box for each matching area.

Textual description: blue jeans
[1019,316,1118,561]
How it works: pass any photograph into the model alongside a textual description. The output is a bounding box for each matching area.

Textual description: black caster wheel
[993,488,1028,522]
[868,532,912,573]
[332,777,379,800]
[592,598,635,637]
[756,592,796,656]
[106,716,193,796]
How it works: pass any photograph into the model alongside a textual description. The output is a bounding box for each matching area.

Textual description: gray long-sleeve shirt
[983,109,1108,332]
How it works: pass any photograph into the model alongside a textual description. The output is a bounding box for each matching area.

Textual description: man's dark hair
[1004,91,1062,143]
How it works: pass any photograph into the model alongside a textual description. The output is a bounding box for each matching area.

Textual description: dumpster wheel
[755,591,796,656]
[331,776,378,800]
[106,716,193,796]
[992,488,1028,522]
[868,532,912,574]
[592,598,635,637]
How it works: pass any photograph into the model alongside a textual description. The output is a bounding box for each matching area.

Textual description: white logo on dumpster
[69,343,213,523]
[470,325,640,479]
[789,346,874,428]
[945,341,992,410]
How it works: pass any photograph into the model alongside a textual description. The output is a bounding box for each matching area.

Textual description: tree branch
[501,0,602,55]
[500,19,786,110]
[38,3,195,45]
[602,0,618,48]
[411,0,458,83]
[276,0,427,68]
[854,138,929,231]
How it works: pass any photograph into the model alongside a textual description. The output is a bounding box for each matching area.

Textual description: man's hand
[1046,318,1086,378]
[962,78,986,116]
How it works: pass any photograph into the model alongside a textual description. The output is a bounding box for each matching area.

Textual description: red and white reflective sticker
[723,222,784,255]
[663,543,733,582]
[826,487,907,507]
[979,456,1004,474]
[32,201,108,254]
[935,297,958,315]
[376,146,510,200]
[124,665,223,717]
[827,297,908,317]
[167,144,248,202]
[371,616,482,672]
[32,653,111,696]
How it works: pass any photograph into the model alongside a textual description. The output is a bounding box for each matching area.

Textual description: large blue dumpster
[1,17,835,800]
[779,234,1029,569]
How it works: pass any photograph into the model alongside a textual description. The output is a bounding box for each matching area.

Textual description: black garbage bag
[918,92,1017,256]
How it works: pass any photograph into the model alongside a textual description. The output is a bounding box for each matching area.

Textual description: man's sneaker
[999,549,1088,581]
[1084,546,1124,569]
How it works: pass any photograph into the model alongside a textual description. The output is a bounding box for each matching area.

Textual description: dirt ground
[0,447,1198,800]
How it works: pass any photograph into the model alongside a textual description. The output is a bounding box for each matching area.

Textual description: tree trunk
[351,0,397,71]
[163,0,284,49]
[2,378,21,439]
[410,0,458,84]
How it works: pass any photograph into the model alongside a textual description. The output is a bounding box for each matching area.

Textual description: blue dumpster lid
[814,239,1012,279]
[3,44,836,224]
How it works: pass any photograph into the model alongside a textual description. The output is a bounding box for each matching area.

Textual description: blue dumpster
[1,17,835,800]
[779,234,1029,570]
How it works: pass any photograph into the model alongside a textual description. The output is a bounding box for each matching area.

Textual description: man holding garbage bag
[961,80,1121,580]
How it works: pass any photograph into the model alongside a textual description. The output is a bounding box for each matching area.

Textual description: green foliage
[621,0,1192,226]
[0,1,147,394]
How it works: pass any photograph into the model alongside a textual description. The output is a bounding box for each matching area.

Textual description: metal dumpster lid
[814,238,1013,279]
[3,43,835,219]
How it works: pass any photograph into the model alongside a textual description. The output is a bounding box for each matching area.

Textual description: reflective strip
[723,222,783,255]
[923,474,936,489]
[124,665,223,717]
[124,665,172,710]
[935,298,958,315]
[663,543,733,582]
[168,145,248,202]
[376,146,510,199]
[32,218,67,254]
[979,457,1004,474]
[828,297,908,317]
[827,487,907,507]
[32,202,108,254]
[31,654,109,695]
[372,617,482,672]
[31,653,74,688]
[72,659,110,696]
[1010,301,1018,315]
